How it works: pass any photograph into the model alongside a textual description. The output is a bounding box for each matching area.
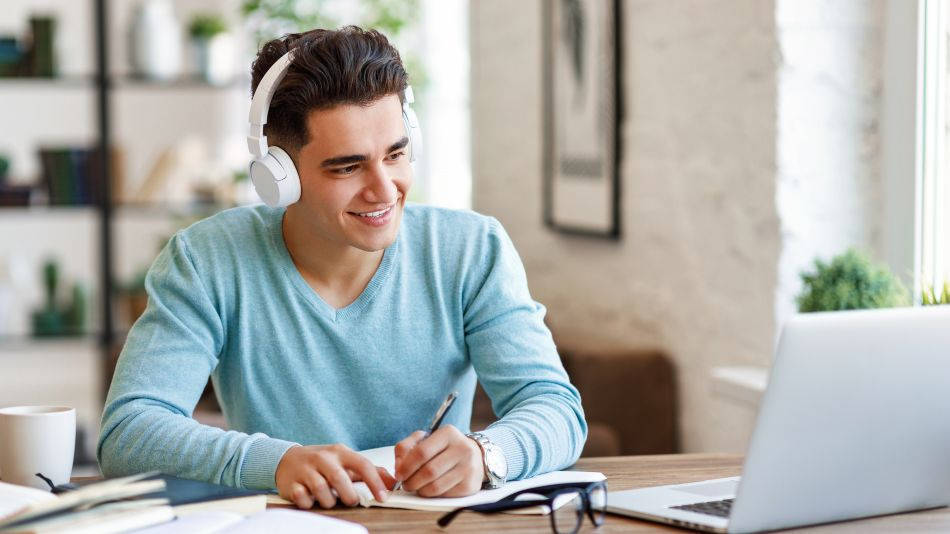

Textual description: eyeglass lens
[589,483,607,525]
[552,490,584,534]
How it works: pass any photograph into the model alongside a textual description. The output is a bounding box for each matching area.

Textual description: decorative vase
[130,0,182,81]
[193,33,236,85]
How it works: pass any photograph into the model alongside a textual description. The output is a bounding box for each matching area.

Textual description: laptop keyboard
[671,498,733,518]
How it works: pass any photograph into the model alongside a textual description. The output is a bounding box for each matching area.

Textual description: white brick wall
[775,0,885,331]
[471,0,885,452]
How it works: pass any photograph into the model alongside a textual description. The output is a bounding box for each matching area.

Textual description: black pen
[393,391,458,491]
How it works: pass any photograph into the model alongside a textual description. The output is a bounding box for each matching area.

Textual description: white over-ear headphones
[247,49,423,208]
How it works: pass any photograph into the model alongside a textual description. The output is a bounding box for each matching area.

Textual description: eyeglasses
[437,480,607,534]
[35,472,78,494]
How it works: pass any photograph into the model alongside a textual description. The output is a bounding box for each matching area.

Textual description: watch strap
[467,432,506,489]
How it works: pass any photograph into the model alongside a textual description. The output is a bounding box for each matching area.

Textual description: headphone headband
[247,49,417,160]
[248,50,296,159]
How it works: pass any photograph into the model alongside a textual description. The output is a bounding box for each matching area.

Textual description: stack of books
[0,472,367,534]
[0,16,55,78]
[0,472,173,533]
[38,147,105,206]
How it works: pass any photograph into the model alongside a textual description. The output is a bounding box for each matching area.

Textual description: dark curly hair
[250,26,408,154]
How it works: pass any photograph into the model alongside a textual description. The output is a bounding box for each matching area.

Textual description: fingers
[289,482,313,509]
[416,462,466,497]
[377,465,397,489]
[396,427,452,484]
[323,464,360,506]
[302,471,336,509]
[440,476,483,498]
[338,449,390,502]
[402,448,459,492]
[394,430,427,462]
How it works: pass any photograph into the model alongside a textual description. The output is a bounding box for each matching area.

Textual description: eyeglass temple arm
[437,499,556,528]
[438,482,606,528]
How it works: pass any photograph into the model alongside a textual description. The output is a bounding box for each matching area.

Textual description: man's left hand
[394,425,485,497]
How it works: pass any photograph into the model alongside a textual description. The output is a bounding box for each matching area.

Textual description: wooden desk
[289,454,950,533]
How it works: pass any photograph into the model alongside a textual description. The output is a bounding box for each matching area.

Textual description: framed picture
[542,0,622,238]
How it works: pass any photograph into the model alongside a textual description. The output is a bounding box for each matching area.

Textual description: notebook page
[0,481,56,519]
[130,511,245,534]
[229,510,367,534]
[358,446,396,474]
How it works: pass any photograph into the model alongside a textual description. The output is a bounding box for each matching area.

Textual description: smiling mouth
[353,207,390,218]
[349,204,395,219]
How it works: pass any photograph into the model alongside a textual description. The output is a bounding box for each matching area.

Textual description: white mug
[0,406,75,490]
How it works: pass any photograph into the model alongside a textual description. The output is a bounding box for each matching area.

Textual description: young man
[98,26,586,509]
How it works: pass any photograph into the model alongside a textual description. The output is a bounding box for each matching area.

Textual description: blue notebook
[139,474,270,516]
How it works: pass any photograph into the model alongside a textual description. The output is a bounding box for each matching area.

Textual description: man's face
[291,94,412,253]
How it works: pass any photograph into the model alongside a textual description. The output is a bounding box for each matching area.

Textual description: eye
[334,164,359,175]
[387,151,406,161]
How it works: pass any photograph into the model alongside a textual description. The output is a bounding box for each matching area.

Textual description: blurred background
[0,0,947,477]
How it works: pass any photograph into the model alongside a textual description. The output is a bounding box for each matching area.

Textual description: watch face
[486,446,508,479]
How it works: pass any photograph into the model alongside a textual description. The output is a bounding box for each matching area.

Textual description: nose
[362,162,399,204]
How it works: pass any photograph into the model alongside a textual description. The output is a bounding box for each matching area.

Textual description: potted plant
[921,281,950,306]
[188,13,235,85]
[796,249,909,312]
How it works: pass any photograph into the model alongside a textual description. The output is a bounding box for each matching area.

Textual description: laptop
[606,306,950,533]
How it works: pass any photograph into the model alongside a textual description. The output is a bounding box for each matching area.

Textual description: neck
[281,207,384,297]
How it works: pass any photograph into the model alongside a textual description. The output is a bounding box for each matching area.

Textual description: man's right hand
[275,444,395,509]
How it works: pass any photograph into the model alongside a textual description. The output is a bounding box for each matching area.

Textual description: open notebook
[130,509,367,534]
[267,446,606,514]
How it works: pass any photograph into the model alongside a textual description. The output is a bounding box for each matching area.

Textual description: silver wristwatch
[467,432,508,489]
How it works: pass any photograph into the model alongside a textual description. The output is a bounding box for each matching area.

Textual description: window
[919,0,950,298]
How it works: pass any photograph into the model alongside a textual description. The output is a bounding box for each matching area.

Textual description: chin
[352,222,401,252]
[343,200,404,252]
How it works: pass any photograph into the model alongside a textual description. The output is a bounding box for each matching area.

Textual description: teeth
[357,207,389,218]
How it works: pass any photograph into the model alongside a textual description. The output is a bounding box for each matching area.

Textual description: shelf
[0,204,98,212]
[115,202,237,217]
[711,365,769,406]
[0,203,237,215]
[0,334,100,351]
[0,74,245,90]
[0,75,95,87]
[113,75,247,90]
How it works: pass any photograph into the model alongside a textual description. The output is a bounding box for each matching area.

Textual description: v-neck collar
[268,209,399,322]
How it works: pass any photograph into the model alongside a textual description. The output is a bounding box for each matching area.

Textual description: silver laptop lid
[729,306,950,533]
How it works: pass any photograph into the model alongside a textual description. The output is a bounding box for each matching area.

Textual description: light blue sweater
[98,204,587,490]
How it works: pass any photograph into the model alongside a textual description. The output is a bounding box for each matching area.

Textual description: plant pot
[192,33,235,86]
[130,0,182,81]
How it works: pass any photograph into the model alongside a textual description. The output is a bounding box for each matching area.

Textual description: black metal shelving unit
[1,1,243,398]
[94,0,115,359]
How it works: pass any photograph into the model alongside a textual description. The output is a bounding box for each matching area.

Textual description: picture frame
[542,0,622,239]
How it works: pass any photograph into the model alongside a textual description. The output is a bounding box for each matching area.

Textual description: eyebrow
[319,137,410,168]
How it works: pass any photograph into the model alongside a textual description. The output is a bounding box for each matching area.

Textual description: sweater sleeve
[462,219,588,480]
[96,233,298,489]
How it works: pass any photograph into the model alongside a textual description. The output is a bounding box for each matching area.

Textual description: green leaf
[796,248,909,312]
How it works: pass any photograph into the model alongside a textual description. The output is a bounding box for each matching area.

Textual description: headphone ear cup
[268,147,301,207]
[250,147,301,208]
